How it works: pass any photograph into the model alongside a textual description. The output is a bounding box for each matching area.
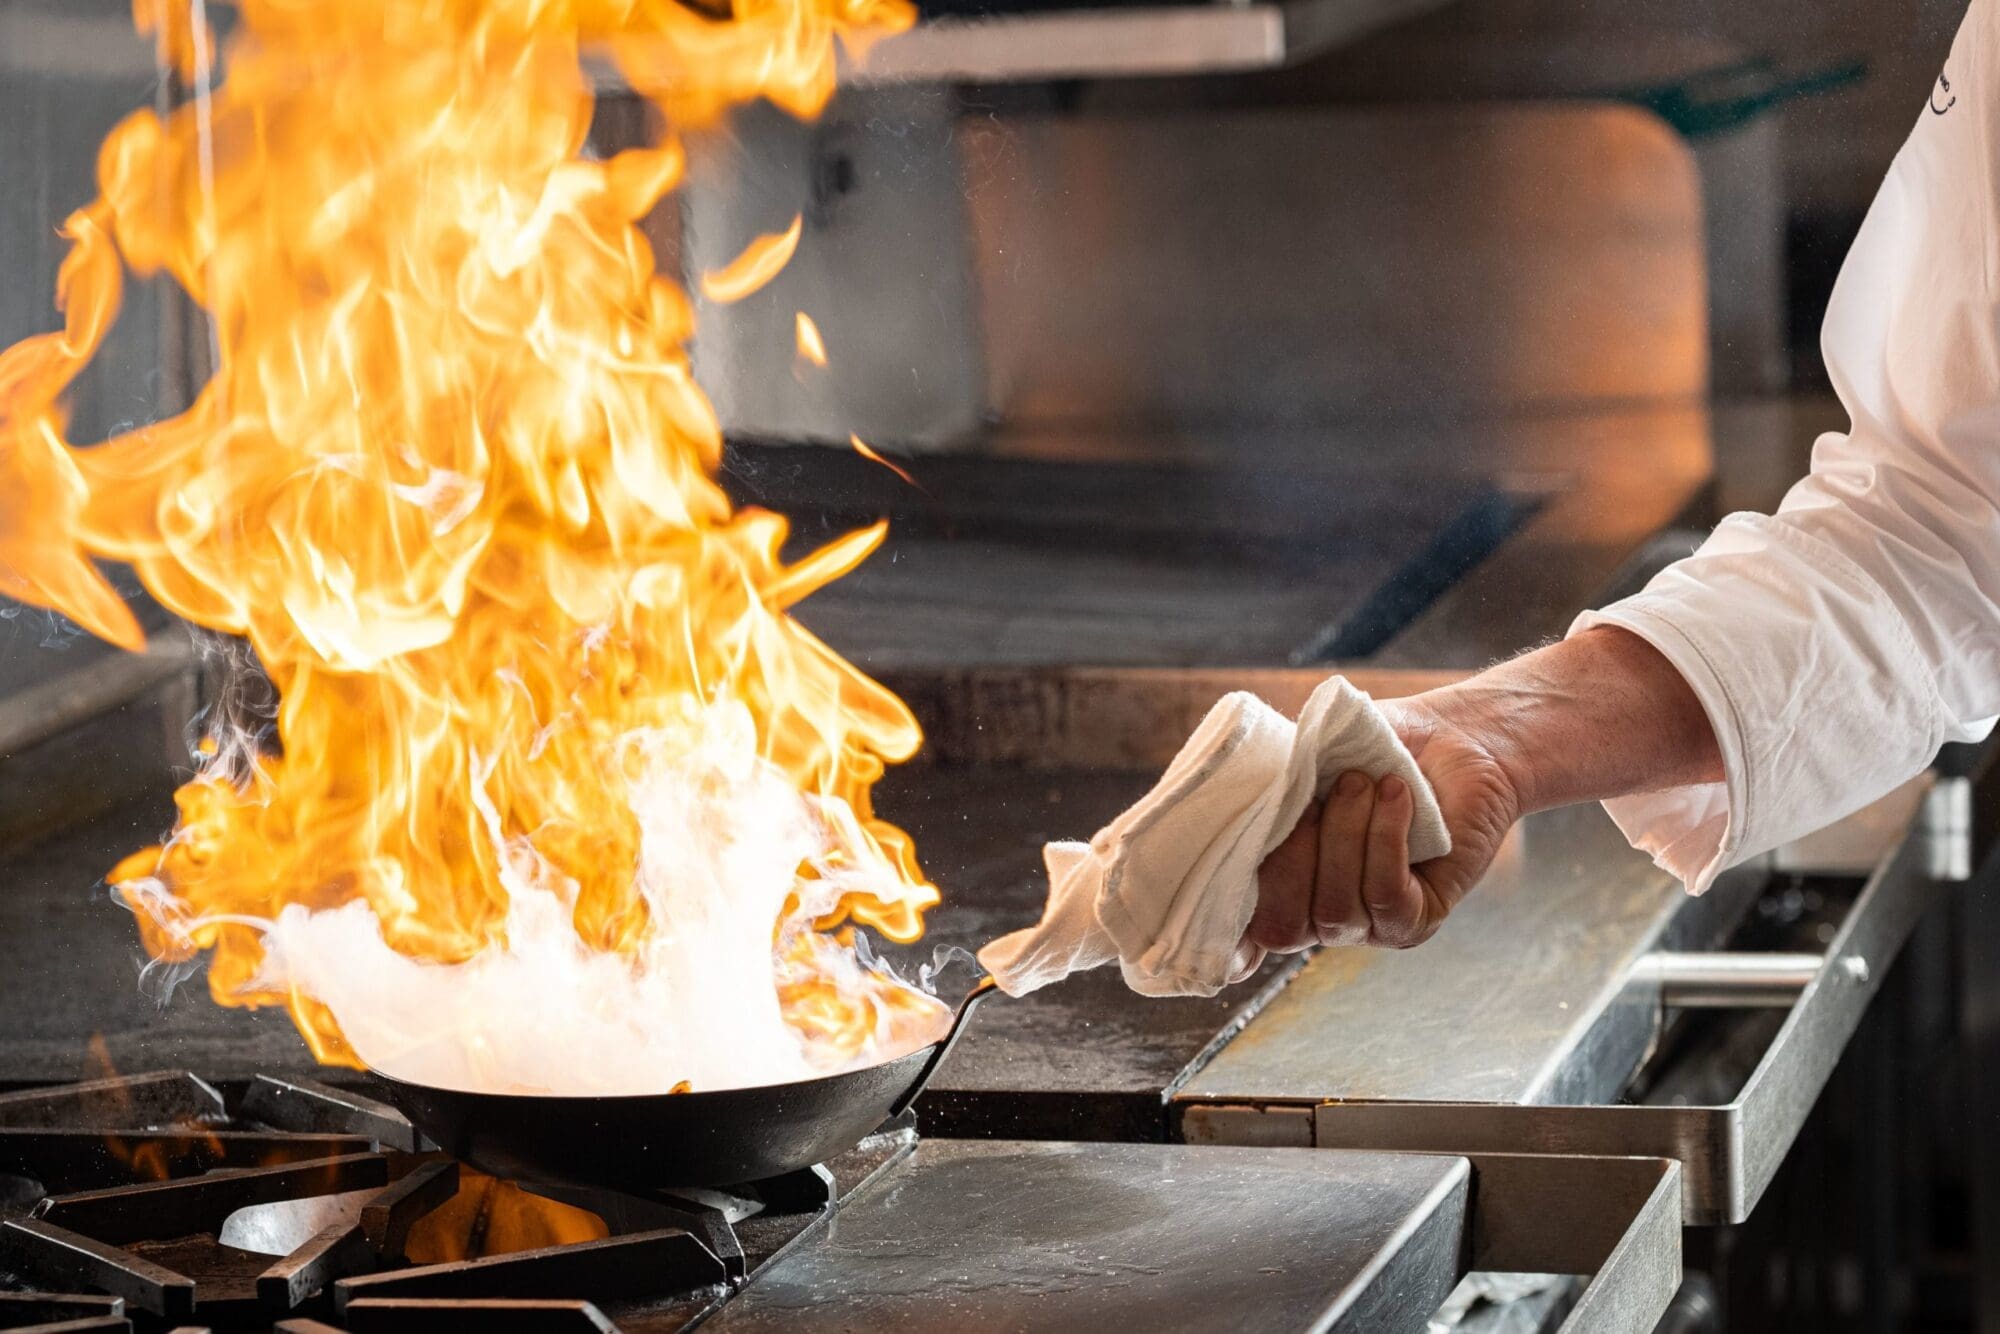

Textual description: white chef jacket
[1573,0,2000,893]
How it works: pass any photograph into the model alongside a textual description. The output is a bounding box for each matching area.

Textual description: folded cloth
[978,676,1450,998]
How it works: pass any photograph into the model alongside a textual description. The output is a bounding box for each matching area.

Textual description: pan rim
[366,1033,940,1102]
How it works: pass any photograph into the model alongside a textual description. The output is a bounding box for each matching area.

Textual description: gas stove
[0,1068,1522,1334]
[0,1070,775,1331]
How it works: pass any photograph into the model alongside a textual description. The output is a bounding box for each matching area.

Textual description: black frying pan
[374,976,997,1190]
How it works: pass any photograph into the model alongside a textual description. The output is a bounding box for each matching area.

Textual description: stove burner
[0,1071,908,1331]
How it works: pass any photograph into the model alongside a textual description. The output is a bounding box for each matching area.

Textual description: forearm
[1407,626,1722,816]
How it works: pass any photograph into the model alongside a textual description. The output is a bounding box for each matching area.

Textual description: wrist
[1391,625,1722,819]
[1388,682,1539,815]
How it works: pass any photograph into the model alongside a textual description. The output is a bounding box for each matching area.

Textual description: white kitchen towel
[978,677,1450,998]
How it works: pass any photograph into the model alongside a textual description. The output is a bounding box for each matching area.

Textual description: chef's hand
[1245,699,1521,952]
[1245,627,1722,953]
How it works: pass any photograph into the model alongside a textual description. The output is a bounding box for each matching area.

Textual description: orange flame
[849,434,921,490]
[699,215,805,304]
[0,0,937,1089]
[403,1171,609,1263]
[795,311,829,368]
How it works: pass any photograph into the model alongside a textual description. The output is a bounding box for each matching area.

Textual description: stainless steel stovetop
[0,1069,1677,1333]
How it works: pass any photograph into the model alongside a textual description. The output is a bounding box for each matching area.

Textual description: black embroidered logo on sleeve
[1933,68,1958,115]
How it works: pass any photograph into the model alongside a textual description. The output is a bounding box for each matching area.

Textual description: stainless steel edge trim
[1717,803,1938,1218]
[1412,1152,1680,1334]
[1555,1158,1683,1334]
[1320,1154,1474,1334]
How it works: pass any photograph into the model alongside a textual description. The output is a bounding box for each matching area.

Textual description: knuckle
[1366,906,1429,950]
[1387,918,1442,950]
[1315,920,1366,948]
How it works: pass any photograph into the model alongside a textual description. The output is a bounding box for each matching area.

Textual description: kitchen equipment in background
[676,98,1708,453]
[0,5,210,855]
[676,87,987,452]
[1078,31,1864,394]
[728,441,1533,669]
[1096,31,1856,396]
[843,0,1465,84]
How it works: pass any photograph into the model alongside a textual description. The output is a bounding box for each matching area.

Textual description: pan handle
[889,974,999,1119]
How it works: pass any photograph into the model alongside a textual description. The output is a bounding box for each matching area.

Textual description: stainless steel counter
[1177,801,1719,1108]
[1177,780,1949,1227]
[703,1141,1471,1334]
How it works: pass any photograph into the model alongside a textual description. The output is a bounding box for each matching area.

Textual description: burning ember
[0,0,948,1094]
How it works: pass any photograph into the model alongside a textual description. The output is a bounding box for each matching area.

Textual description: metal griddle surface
[0,790,315,1081]
[873,766,1302,1141]
[703,1140,1470,1334]
[726,442,1527,670]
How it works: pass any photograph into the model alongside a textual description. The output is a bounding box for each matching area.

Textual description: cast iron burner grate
[0,1071,910,1332]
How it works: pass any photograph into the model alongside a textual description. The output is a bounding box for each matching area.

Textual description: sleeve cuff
[1567,604,1748,895]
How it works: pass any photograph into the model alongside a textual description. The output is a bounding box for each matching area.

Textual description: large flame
[0,0,948,1093]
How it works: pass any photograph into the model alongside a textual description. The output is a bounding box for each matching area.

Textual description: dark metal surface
[0,1218,195,1319]
[704,1140,1469,1334]
[241,1078,424,1154]
[0,791,317,1084]
[0,1131,372,1196]
[349,1161,456,1266]
[0,1081,927,1330]
[731,441,1528,671]
[35,1154,388,1248]
[255,1218,377,1312]
[331,1230,726,1313]
[0,1074,222,1130]
[874,766,1306,1140]
[0,1292,124,1326]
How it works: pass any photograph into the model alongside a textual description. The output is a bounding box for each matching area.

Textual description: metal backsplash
[650,94,1708,450]
[674,87,989,450]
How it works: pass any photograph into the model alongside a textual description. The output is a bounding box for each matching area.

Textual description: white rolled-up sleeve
[1573,0,2000,893]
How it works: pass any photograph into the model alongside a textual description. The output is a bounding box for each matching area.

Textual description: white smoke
[132,699,947,1095]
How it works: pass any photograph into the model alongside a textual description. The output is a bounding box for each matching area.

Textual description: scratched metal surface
[703,1140,1471,1334]
[1177,800,1689,1108]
